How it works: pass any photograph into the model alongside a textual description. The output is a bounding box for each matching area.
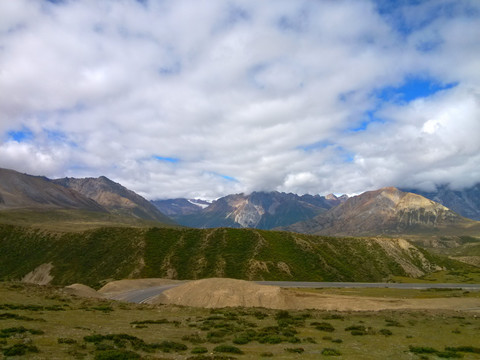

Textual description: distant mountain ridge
[0,168,105,212]
[404,183,480,221]
[283,187,476,236]
[154,191,347,229]
[52,176,174,223]
[0,167,174,225]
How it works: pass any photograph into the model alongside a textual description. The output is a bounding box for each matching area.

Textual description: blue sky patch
[349,110,386,133]
[153,156,179,163]
[7,128,34,142]
[207,172,238,182]
[376,77,457,103]
[220,174,237,182]
[298,140,333,152]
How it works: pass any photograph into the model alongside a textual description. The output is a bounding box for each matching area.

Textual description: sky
[1,0,480,200]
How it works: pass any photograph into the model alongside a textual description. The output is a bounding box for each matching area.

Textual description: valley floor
[1,282,479,359]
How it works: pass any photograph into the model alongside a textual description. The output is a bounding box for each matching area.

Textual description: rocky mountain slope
[404,183,480,221]
[0,224,464,287]
[0,168,105,212]
[158,191,346,229]
[53,176,174,223]
[284,187,477,236]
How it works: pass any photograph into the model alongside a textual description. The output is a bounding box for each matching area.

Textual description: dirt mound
[64,284,104,298]
[149,278,480,312]
[151,278,290,309]
[98,278,184,295]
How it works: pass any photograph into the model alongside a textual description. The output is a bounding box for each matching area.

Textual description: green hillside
[0,224,472,288]
[0,209,174,232]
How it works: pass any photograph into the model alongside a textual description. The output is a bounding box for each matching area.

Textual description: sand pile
[64,284,104,298]
[150,278,290,309]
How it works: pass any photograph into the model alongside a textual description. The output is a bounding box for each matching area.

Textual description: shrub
[275,310,291,320]
[385,319,403,327]
[130,319,169,325]
[58,337,77,344]
[285,347,304,353]
[321,348,341,356]
[331,339,343,343]
[182,333,206,344]
[260,352,274,357]
[258,335,283,344]
[94,349,141,360]
[345,325,365,331]
[191,347,208,354]
[312,322,335,332]
[3,344,39,356]
[322,314,344,320]
[345,325,369,335]
[92,305,114,313]
[351,330,366,336]
[232,336,250,345]
[253,311,268,319]
[435,351,463,358]
[0,326,44,337]
[379,329,393,336]
[0,312,38,321]
[409,346,438,354]
[446,346,480,354]
[213,345,244,354]
[152,340,188,353]
[84,334,106,343]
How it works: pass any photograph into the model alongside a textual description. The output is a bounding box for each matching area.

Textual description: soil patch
[64,283,104,298]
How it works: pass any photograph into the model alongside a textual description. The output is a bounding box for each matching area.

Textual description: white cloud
[0,0,479,199]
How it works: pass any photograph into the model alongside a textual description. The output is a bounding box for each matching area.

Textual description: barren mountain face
[285,187,468,236]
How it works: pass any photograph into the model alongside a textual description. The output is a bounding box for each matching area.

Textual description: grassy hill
[0,209,174,232]
[0,224,472,288]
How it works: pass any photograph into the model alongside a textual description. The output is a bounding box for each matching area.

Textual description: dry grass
[1,282,479,359]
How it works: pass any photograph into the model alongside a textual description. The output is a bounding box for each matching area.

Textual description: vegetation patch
[0,326,44,337]
[191,346,208,354]
[94,349,142,359]
[213,344,244,354]
[311,321,335,332]
[2,343,39,356]
[0,312,41,321]
[321,348,342,356]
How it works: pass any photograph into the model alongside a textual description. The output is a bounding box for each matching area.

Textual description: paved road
[107,281,480,304]
[256,281,480,290]
[106,284,182,303]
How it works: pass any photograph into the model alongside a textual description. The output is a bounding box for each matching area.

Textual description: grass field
[0,209,174,232]
[391,270,480,284]
[296,286,480,299]
[1,282,479,359]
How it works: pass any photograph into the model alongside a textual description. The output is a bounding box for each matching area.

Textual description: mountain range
[283,187,476,236]
[153,191,348,229]
[0,167,479,285]
[404,184,480,221]
[1,167,479,238]
[0,168,174,226]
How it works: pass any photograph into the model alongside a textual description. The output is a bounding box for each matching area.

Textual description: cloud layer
[1,0,479,199]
